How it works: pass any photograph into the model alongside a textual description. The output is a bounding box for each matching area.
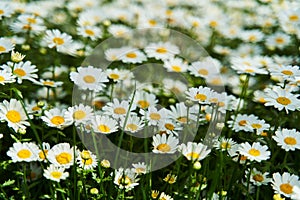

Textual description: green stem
[22,163,30,198]
[255,186,260,200]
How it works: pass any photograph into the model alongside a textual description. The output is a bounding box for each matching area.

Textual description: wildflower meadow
[0,0,300,199]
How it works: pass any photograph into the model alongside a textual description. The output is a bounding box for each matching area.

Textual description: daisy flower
[140,106,169,126]
[6,142,39,162]
[37,142,51,162]
[231,57,268,75]
[157,119,182,136]
[249,118,271,135]
[11,14,46,34]
[35,79,63,88]
[189,58,221,79]
[186,86,214,105]
[246,168,271,186]
[104,47,128,61]
[77,25,102,41]
[269,65,300,82]
[240,30,264,43]
[91,115,118,134]
[264,86,300,113]
[120,115,144,133]
[238,142,271,162]
[133,90,158,109]
[1,61,38,84]
[152,134,179,154]
[102,98,135,120]
[158,192,173,200]
[265,32,291,50]
[43,164,69,182]
[144,41,180,60]
[272,172,300,198]
[169,102,198,124]
[227,114,258,132]
[107,24,132,38]
[106,68,133,82]
[0,4,14,19]
[11,50,26,63]
[163,57,189,73]
[70,66,109,92]
[119,47,147,64]
[163,174,177,184]
[113,168,140,191]
[132,162,149,175]
[64,104,94,126]
[162,78,188,96]
[214,137,237,153]
[292,186,300,200]
[44,29,76,55]
[0,69,16,85]
[272,128,300,151]
[0,38,14,54]
[77,150,98,170]
[41,108,73,130]
[47,143,76,169]
[0,99,30,132]
[178,142,211,161]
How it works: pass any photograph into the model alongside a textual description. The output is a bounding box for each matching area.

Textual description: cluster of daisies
[0,0,300,199]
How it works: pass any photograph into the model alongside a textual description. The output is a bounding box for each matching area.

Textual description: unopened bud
[100,159,110,168]
[11,51,25,62]
[18,128,26,135]
[90,188,98,194]
[193,161,201,170]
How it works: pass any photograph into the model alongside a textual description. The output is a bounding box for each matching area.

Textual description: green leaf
[55,188,66,194]
[2,179,15,187]
[11,88,23,99]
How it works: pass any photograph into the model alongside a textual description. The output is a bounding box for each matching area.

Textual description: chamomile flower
[240,30,264,43]
[1,61,38,84]
[77,150,98,170]
[159,192,173,200]
[227,114,258,132]
[107,24,132,38]
[264,86,300,113]
[91,115,118,134]
[272,172,300,198]
[246,168,271,186]
[102,98,135,119]
[64,104,94,126]
[43,164,69,182]
[214,137,237,153]
[0,99,30,132]
[0,4,14,19]
[11,14,46,34]
[106,68,133,82]
[35,79,63,88]
[7,142,39,162]
[157,119,182,136]
[292,186,300,200]
[41,108,73,130]
[140,106,169,126]
[163,57,189,73]
[178,142,211,161]
[186,86,214,105]
[0,70,16,85]
[132,162,149,175]
[0,38,14,54]
[249,118,271,135]
[152,134,179,154]
[77,25,102,41]
[120,115,144,133]
[163,174,177,184]
[169,102,198,124]
[238,142,271,162]
[189,58,220,79]
[133,90,158,109]
[114,168,139,190]
[119,47,147,64]
[144,42,180,61]
[265,32,291,50]
[37,142,51,162]
[272,128,300,151]
[162,78,188,96]
[269,65,300,82]
[231,57,268,75]
[104,47,127,61]
[47,143,76,169]
[70,66,109,92]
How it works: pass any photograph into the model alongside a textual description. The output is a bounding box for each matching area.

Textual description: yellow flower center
[177,117,187,123]
[83,75,96,83]
[165,123,174,131]
[284,137,297,145]
[251,123,262,129]
[171,65,182,72]
[51,171,62,179]
[126,123,138,131]
[43,81,55,86]
[280,183,293,194]
[238,120,247,126]
[276,97,291,105]
[32,106,41,111]
[27,17,36,24]
[0,45,6,52]
[156,47,167,54]
[248,148,260,157]
[198,69,209,75]
[126,52,137,58]
[22,24,32,30]
[258,97,266,103]
[245,68,255,73]
[138,100,149,109]
[221,142,231,149]
[39,150,48,160]
[209,20,218,27]
[135,167,145,174]
[53,37,64,45]
[0,9,4,15]
[148,19,157,26]
[186,152,200,160]
[150,113,161,120]
[194,93,207,101]
[253,174,264,182]
[51,116,65,125]
[289,14,299,22]
[82,158,93,165]
[118,175,131,185]
[0,75,5,82]
[6,110,21,123]
[114,107,126,115]
[56,152,72,164]
[249,35,257,42]
[157,143,171,152]
[17,149,31,159]
[73,110,86,120]
[109,73,120,80]
[275,37,284,44]
[98,124,110,133]
[281,70,293,76]
[192,21,199,27]
[85,29,95,36]
[14,68,27,77]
